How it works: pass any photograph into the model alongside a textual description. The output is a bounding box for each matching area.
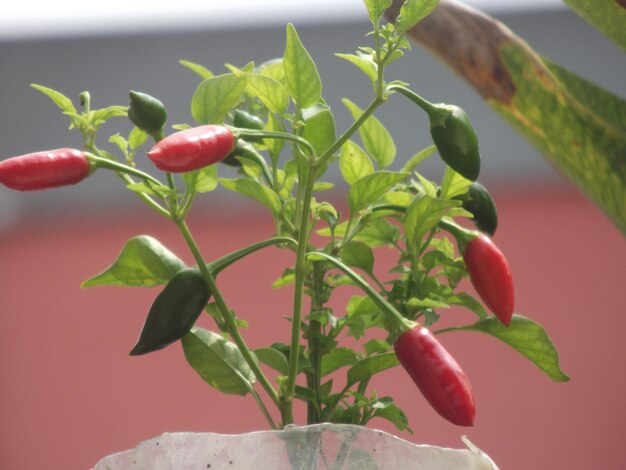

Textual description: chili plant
[0,0,568,433]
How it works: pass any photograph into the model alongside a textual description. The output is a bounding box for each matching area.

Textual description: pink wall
[1,186,625,469]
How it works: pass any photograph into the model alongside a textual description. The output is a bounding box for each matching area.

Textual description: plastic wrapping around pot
[92,423,499,469]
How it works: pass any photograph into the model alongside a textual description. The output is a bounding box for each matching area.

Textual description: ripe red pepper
[394,327,476,426]
[147,125,235,173]
[0,148,90,191]
[463,234,514,326]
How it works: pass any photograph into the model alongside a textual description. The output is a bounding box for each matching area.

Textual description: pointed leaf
[31,84,76,114]
[191,73,246,124]
[302,104,336,156]
[340,140,375,185]
[403,194,456,247]
[348,171,408,214]
[335,52,378,84]
[363,0,393,23]
[339,241,375,274]
[245,73,289,114]
[320,348,359,377]
[179,60,214,80]
[182,327,256,395]
[220,178,281,215]
[347,352,399,385]
[396,0,439,31]
[450,315,570,382]
[283,23,322,108]
[343,98,396,168]
[82,236,186,287]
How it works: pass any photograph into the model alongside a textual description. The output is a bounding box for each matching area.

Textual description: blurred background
[1,1,625,469]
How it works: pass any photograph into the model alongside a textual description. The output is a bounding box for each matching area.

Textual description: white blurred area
[1,0,565,40]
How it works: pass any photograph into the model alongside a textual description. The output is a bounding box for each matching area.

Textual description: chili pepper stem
[85,151,171,219]
[388,84,449,125]
[174,219,281,413]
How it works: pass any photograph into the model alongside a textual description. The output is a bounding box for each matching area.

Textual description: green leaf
[82,235,186,287]
[373,402,411,432]
[340,140,375,185]
[257,58,286,83]
[283,23,322,108]
[253,347,289,374]
[400,145,437,173]
[91,106,127,125]
[340,241,375,274]
[182,327,256,395]
[182,164,219,193]
[343,99,396,168]
[353,219,400,247]
[445,292,488,319]
[451,315,570,382]
[396,0,439,31]
[363,339,390,356]
[179,60,214,80]
[129,127,148,151]
[31,84,76,114]
[363,0,393,24]
[220,178,281,215]
[244,73,289,114]
[335,52,378,84]
[348,171,408,214]
[440,165,472,200]
[563,0,626,51]
[302,104,336,156]
[320,348,359,376]
[403,194,456,247]
[191,73,246,124]
[347,353,399,386]
[126,181,175,198]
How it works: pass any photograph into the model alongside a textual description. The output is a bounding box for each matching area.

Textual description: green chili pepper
[456,182,498,235]
[128,91,168,135]
[430,105,481,181]
[129,267,211,355]
[233,109,264,142]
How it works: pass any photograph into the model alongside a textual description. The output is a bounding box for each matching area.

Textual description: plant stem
[306,261,326,424]
[175,219,280,410]
[282,160,318,425]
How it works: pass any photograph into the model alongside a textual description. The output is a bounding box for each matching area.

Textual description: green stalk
[282,161,318,425]
[175,219,280,411]
[306,261,326,424]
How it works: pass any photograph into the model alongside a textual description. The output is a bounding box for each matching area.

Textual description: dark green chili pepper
[129,267,211,355]
[456,182,498,235]
[233,109,264,142]
[430,105,480,181]
[128,91,167,135]
[221,140,257,167]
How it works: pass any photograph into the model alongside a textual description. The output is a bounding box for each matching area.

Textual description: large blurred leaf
[563,0,626,51]
[387,0,626,234]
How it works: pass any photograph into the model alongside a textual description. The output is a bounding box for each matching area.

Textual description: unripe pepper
[130,267,211,356]
[233,109,264,132]
[463,233,514,326]
[430,105,481,181]
[394,327,476,426]
[0,148,90,191]
[128,91,167,135]
[147,125,235,173]
[456,182,498,235]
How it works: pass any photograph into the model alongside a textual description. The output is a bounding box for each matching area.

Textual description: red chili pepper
[0,148,90,191]
[147,125,235,173]
[394,327,476,426]
[463,233,514,326]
